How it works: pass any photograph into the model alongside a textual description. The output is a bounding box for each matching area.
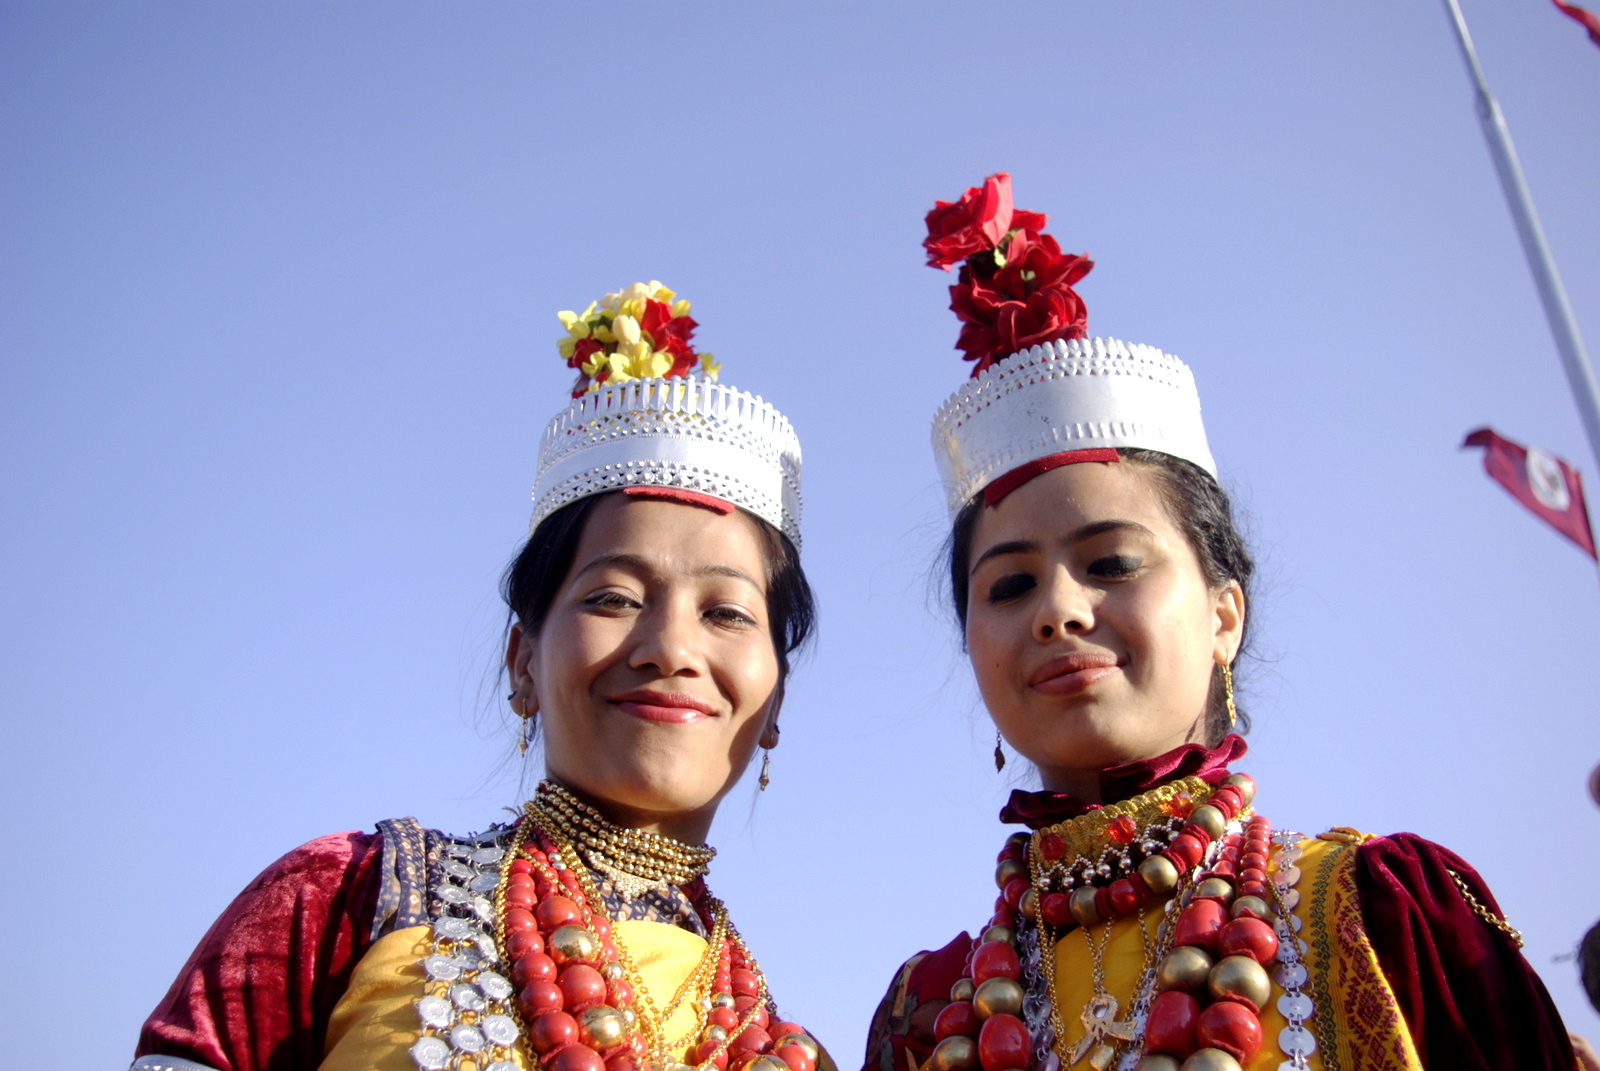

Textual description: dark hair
[946,448,1254,741]
[501,492,817,682]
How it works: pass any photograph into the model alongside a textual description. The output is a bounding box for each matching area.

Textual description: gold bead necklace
[532,780,716,898]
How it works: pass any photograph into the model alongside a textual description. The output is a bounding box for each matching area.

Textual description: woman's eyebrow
[1066,519,1152,543]
[572,552,653,582]
[695,563,764,592]
[970,520,1154,577]
[970,540,1037,578]
[573,554,764,593]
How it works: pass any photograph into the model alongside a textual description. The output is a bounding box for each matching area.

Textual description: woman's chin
[1021,721,1177,782]
[558,759,733,824]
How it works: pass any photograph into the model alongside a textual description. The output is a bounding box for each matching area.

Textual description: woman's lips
[1029,652,1120,696]
[609,690,715,724]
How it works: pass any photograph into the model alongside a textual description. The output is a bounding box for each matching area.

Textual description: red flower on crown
[639,298,700,377]
[924,172,1093,375]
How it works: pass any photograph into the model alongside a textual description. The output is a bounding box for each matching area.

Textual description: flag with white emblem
[1463,427,1596,559]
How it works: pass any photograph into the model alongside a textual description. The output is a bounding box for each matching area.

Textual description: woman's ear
[1212,581,1246,665]
[758,681,784,750]
[506,622,538,718]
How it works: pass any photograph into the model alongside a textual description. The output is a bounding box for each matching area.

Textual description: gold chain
[1448,868,1524,948]
[524,807,725,1064]
[1039,900,1069,1059]
[493,809,543,1054]
[1082,918,1114,994]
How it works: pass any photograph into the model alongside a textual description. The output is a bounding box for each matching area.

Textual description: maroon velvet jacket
[861,738,1576,1071]
[135,831,385,1071]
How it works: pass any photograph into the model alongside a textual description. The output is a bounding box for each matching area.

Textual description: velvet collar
[998,734,1249,829]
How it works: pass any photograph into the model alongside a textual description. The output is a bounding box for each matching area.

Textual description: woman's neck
[544,775,716,845]
[1000,734,1249,829]
[1036,767,1107,804]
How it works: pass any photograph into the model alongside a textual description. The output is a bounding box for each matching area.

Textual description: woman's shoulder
[169,816,513,931]
[1283,826,1575,1070]
[1278,826,1514,939]
[133,818,517,1071]
[200,827,389,936]
[862,932,974,1071]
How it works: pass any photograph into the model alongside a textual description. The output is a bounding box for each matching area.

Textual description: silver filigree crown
[529,376,803,547]
[931,336,1216,518]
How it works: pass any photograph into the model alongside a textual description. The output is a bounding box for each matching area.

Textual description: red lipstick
[1028,651,1120,697]
[609,690,715,724]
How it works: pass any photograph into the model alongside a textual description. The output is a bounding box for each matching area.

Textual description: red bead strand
[498,822,818,1071]
[931,773,1276,1071]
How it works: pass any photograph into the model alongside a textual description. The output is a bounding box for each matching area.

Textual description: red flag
[1463,428,1596,558]
[1554,0,1600,48]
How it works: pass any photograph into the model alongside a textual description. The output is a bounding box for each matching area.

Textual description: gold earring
[994,732,1006,772]
[758,749,771,791]
[1221,660,1238,730]
[511,694,534,756]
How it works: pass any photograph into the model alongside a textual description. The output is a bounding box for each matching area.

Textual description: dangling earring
[758,749,772,791]
[1221,660,1238,730]
[994,732,1006,772]
[511,692,534,756]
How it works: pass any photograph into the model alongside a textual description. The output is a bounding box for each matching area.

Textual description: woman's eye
[585,592,639,611]
[1088,555,1141,578]
[707,606,758,628]
[985,574,1037,603]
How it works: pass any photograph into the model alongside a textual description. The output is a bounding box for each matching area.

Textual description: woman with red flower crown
[861,174,1579,1071]
[130,282,832,1071]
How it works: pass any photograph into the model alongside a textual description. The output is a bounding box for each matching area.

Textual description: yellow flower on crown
[555,280,718,397]
[611,313,643,348]
[556,302,597,361]
[599,281,676,319]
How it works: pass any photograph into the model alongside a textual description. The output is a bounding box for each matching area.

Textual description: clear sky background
[4,3,1599,1067]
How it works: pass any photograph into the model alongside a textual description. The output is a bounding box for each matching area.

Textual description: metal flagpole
[1441,0,1600,482]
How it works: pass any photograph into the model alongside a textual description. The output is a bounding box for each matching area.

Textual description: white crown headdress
[922,173,1214,518]
[932,337,1215,518]
[530,282,802,547]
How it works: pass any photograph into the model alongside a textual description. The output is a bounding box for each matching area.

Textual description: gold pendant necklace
[1066,911,1146,1071]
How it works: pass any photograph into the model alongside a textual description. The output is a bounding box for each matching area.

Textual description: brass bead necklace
[533,780,716,899]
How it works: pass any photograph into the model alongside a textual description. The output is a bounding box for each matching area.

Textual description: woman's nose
[628,604,702,676]
[1034,570,1092,641]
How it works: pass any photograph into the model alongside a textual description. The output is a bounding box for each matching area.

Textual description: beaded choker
[531,781,717,899]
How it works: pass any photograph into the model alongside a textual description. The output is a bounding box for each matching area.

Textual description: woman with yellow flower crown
[131,282,831,1071]
[860,175,1579,1071]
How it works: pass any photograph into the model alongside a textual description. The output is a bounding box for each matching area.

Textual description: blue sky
[4,3,1599,1066]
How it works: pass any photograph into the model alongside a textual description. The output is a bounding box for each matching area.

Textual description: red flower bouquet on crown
[923,172,1093,375]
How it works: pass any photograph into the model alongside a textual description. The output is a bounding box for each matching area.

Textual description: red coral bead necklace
[495,782,821,1071]
[928,773,1304,1071]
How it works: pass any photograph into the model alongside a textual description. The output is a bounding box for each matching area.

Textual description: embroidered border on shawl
[1305,837,1421,1071]
[1306,840,1344,1070]
[373,817,430,940]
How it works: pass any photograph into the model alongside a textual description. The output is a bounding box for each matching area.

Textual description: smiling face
[964,461,1244,798]
[505,494,781,841]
